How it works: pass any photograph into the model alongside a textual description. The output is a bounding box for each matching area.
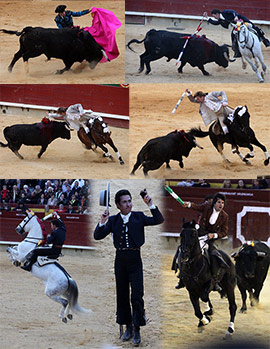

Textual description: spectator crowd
[0,179,90,214]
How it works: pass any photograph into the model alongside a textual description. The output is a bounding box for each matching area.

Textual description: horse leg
[47,293,69,322]
[98,144,113,160]
[245,55,264,82]
[241,56,247,70]
[217,143,231,164]
[251,137,269,166]
[107,139,124,165]
[234,147,252,165]
[223,285,237,339]
[189,293,210,331]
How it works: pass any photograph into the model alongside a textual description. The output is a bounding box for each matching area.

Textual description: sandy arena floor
[0,114,129,178]
[126,20,270,83]
[0,179,164,349]
[0,1,125,84]
[129,83,270,179]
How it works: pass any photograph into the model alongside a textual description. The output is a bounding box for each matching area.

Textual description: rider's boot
[232,35,242,58]
[175,277,185,289]
[21,260,33,272]
[263,37,270,47]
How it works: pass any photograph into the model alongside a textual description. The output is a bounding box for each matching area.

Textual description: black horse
[189,106,269,166]
[177,221,237,338]
[77,117,124,165]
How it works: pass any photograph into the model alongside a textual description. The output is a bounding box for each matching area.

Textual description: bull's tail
[188,127,209,138]
[127,38,146,52]
[0,141,9,147]
[0,29,23,36]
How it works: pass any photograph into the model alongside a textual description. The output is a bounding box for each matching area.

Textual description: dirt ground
[0,114,129,178]
[161,252,270,348]
[0,1,125,84]
[126,20,270,83]
[129,83,270,179]
[0,179,164,349]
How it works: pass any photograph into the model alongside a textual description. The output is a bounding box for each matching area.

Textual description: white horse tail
[68,278,92,314]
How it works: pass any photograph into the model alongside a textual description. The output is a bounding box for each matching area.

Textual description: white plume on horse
[7,210,92,322]
[236,23,267,82]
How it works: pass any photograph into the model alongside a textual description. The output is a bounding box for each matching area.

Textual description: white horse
[237,23,267,82]
[7,210,91,322]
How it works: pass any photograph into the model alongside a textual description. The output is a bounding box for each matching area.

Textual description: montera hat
[55,5,66,13]
[99,182,110,212]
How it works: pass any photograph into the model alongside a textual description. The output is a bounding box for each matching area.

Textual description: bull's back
[5,123,43,145]
[145,30,187,58]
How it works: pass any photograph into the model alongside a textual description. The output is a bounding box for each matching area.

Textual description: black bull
[127,29,235,75]
[130,130,203,176]
[232,242,270,313]
[0,120,71,159]
[0,26,109,74]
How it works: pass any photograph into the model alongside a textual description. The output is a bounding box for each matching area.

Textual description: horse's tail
[68,278,92,314]
[188,127,209,138]
[126,38,146,52]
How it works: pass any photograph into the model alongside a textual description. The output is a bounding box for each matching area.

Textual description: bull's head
[232,244,267,279]
[217,45,236,68]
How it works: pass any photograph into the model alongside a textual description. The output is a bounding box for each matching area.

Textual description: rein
[182,257,206,282]
[239,27,255,56]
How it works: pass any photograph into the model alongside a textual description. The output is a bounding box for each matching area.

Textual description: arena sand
[0,1,125,84]
[129,83,270,179]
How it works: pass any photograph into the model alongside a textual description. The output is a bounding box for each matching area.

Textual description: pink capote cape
[84,7,121,62]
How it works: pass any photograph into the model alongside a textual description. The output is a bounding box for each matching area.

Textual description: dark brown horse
[77,117,124,165]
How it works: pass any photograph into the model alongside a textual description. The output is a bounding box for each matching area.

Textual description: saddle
[37,255,60,267]
[212,120,223,135]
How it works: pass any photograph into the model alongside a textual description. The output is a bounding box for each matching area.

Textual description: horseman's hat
[99,182,110,211]
[55,5,66,13]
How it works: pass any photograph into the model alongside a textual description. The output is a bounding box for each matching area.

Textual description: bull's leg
[142,160,164,176]
[197,64,210,76]
[252,283,264,305]
[138,52,148,73]
[107,139,124,165]
[8,48,24,72]
[251,137,269,165]
[38,144,48,158]
[165,161,171,169]
[178,157,184,168]
[56,59,73,75]
[177,60,187,73]
[131,158,142,175]
[140,53,162,74]
[7,140,24,159]
[238,284,248,313]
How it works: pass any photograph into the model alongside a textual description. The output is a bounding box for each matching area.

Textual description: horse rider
[185,89,237,152]
[175,192,229,292]
[21,213,66,272]
[94,189,164,346]
[54,5,90,29]
[48,104,95,144]
[206,9,270,58]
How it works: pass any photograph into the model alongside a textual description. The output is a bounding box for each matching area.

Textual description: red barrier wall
[0,84,129,116]
[0,211,92,247]
[162,187,270,247]
[126,0,270,21]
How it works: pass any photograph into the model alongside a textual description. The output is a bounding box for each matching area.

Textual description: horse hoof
[14,261,21,267]
[264,158,269,166]
[239,308,247,313]
[120,160,125,165]
[67,314,73,320]
[204,309,213,316]
[259,79,264,83]
[62,317,67,323]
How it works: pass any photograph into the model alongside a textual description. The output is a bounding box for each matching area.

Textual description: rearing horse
[7,210,91,322]
[178,221,237,338]
[77,116,124,165]
[237,23,267,82]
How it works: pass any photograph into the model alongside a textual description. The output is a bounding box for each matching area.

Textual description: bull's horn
[231,252,239,258]
[223,51,236,63]
[256,251,266,257]
[102,50,110,62]
[64,123,71,131]
[194,139,203,149]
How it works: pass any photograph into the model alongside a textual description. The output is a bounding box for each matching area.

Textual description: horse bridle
[239,26,255,52]
[180,227,200,265]
[16,214,40,244]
